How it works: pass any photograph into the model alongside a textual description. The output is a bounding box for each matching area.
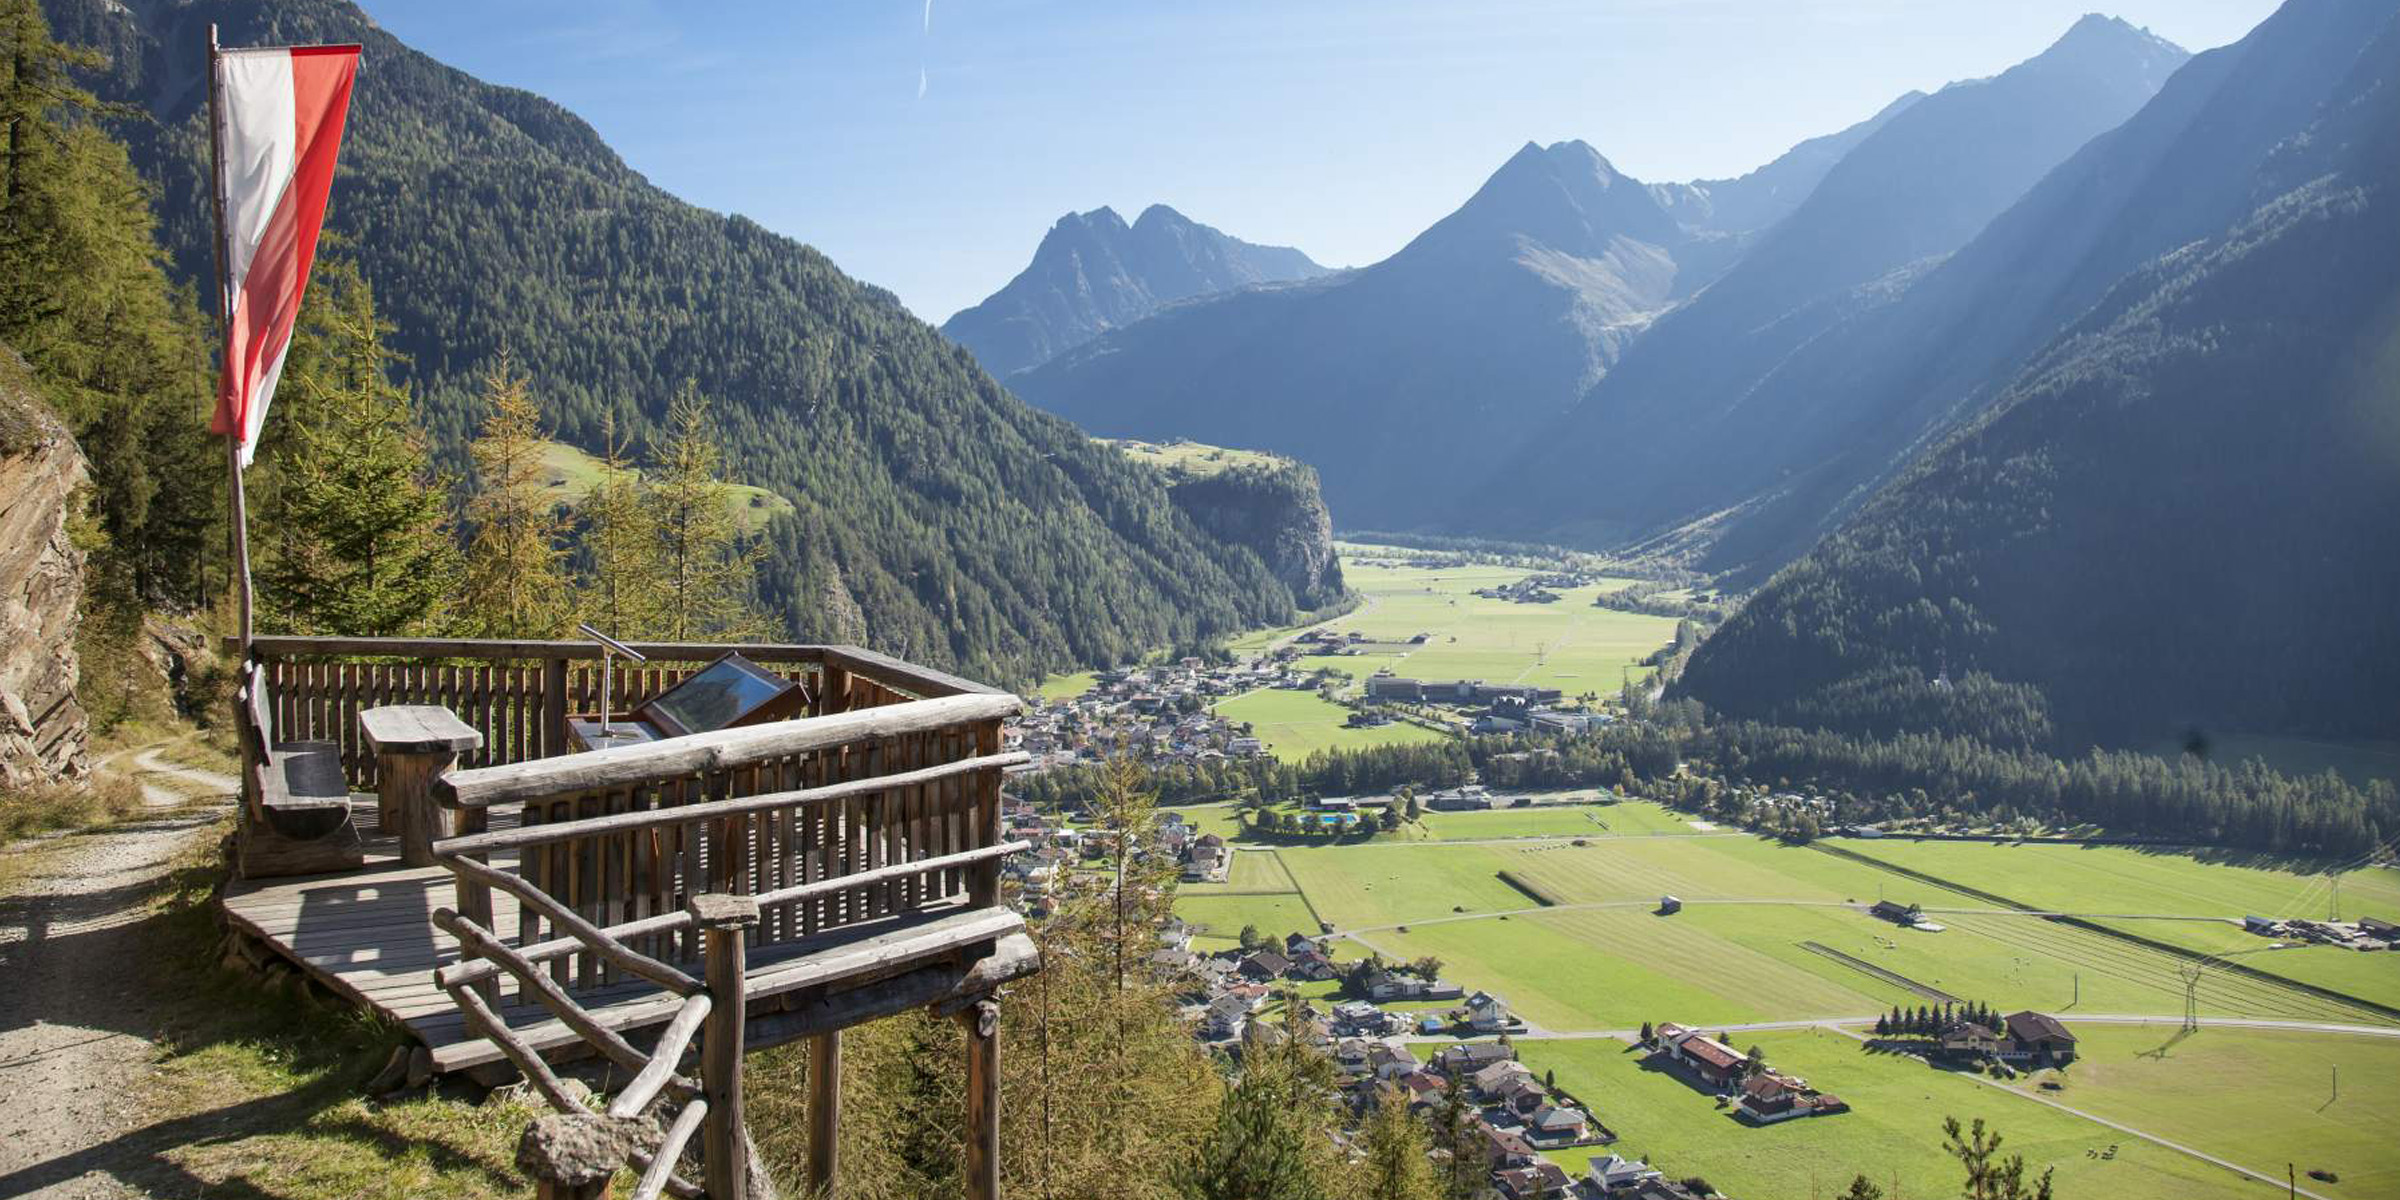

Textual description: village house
[1437,1041,1516,1074]
[1493,1161,1575,1200]
[2002,1011,2078,1064]
[1656,1026,1745,1090]
[1523,1102,1592,1145]
[1587,1154,1664,1193]
[1471,1059,1536,1098]
[1465,990,1514,1032]
[1368,1040,1420,1080]
[1481,1124,1540,1169]
[1238,949,1292,982]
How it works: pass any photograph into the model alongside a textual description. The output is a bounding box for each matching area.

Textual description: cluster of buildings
[1012,659,1287,769]
[1927,1010,2080,1067]
[1362,674,1609,736]
[1650,1024,1850,1125]
[2243,913,2399,950]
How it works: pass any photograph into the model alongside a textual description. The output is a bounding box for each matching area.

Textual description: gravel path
[0,747,234,1199]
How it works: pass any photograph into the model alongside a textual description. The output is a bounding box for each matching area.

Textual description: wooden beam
[432,908,695,1094]
[248,635,830,665]
[444,857,702,996]
[632,1099,708,1200]
[608,993,713,1120]
[434,695,1024,809]
[695,894,760,1200]
[960,995,1000,1200]
[816,644,1007,698]
[435,754,1028,852]
[808,1032,839,1198]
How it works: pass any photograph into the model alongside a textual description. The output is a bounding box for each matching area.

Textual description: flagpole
[204,24,254,655]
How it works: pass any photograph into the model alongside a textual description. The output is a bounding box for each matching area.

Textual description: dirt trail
[0,746,234,1199]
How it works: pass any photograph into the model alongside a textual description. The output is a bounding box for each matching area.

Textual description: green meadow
[1518,1032,2262,1200]
[534,438,792,529]
[1314,558,1681,694]
[2006,1023,2400,1197]
[1210,688,1449,761]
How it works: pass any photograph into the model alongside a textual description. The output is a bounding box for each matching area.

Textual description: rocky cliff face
[1164,463,1344,611]
[0,349,90,791]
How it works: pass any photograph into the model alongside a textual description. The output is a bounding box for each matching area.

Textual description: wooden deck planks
[222,853,1023,1074]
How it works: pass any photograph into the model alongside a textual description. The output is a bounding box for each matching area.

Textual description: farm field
[1176,893,1319,948]
[1413,797,1697,840]
[1179,847,1299,895]
[1517,1032,2263,1200]
[1034,669,1100,701]
[1826,839,2400,1011]
[1316,558,1680,694]
[1211,688,1449,761]
[2007,1023,2400,1197]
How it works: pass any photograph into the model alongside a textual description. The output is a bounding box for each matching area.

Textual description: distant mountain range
[47,0,1340,686]
[942,205,1326,378]
[1678,0,2400,752]
[1005,15,2183,530]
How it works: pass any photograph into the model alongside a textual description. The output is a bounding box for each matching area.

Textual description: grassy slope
[1100,437,1287,478]
[535,438,794,531]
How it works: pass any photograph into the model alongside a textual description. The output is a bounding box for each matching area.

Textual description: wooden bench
[237,661,366,878]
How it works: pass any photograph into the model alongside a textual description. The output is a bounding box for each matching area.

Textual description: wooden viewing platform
[218,635,1042,1199]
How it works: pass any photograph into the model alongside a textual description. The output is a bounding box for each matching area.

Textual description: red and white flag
[209,43,361,468]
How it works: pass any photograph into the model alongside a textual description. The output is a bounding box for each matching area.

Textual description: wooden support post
[959,996,1000,1200]
[807,1032,840,1197]
[693,893,760,1200]
[970,719,1002,908]
[545,656,571,758]
[820,662,849,716]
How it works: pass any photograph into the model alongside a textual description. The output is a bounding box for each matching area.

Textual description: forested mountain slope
[1679,2,2400,754]
[1490,15,2187,553]
[942,204,1326,378]
[47,0,1331,686]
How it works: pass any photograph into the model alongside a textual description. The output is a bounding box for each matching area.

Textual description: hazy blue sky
[357,0,2282,323]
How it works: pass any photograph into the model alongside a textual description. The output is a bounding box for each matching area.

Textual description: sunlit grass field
[1518,1032,2259,1200]
[1210,688,1449,761]
[1319,558,1680,694]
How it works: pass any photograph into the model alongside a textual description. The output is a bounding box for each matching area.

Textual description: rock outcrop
[0,349,90,791]
[1165,462,1345,612]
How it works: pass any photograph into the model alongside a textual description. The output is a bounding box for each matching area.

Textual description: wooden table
[360,705,484,867]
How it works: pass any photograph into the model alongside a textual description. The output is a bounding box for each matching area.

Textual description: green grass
[536,438,793,531]
[1180,847,1302,896]
[1413,798,1712,841]
[1210,688,1449,762]
[1319,559,1681,694]
[1034,669,1100,701]
[1518,1032,2256,1200]
[2003,1024,2400,1196]
[1100,436,1287,478]
[1175,893,1322,945]
[1824,839,2400,1012]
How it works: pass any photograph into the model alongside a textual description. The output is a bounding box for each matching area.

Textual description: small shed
[1659,895,1683,915]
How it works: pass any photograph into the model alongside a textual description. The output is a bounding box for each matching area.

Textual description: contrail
[923,0,932,34]
[918,66,928,99]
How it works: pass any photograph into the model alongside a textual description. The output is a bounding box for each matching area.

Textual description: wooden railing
[423,688,1035,1200]
[242,637,998,790]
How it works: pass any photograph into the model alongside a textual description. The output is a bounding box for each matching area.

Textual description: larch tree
[458,349,574,637]
[648,380,766,640]
[1355,1084,1437,1200]
[574,410,664,638]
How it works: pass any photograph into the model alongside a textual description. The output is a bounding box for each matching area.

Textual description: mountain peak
[945,205,1325,375]
[1132,204,1194,230]
[1403,138,1673,262]
[2030,12,2187,84]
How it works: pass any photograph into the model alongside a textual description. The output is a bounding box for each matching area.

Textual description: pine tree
[1943,1116,2056,1200]
[648,380,766,640]
[1840,1175,1887,1200]
[458,349,574,637]
[0,0,215,611]
[254,261,457,636]
[1355,1085,1436,1200]
[1431,1070,1483,1200]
